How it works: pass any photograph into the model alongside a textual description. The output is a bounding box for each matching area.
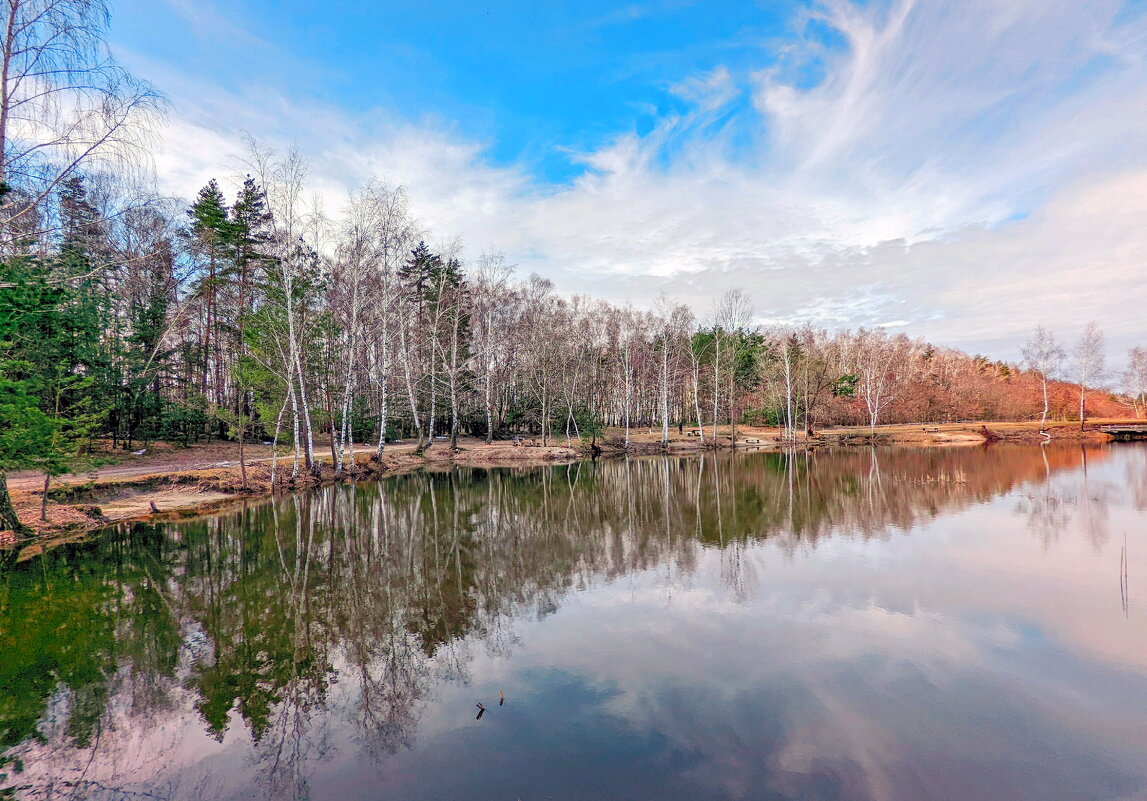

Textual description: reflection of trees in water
[685,444,1100,551]
[1078,446,1112,548]
[1125,447,1147,513]
[1017,444,1114,549]
[0,444,1104,799]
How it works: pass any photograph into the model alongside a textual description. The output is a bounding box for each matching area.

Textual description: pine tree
[0,257,76,533]
[187,180,232,424]
[399,241,442,302]
[0,376,56,533]
[227,177,271,489]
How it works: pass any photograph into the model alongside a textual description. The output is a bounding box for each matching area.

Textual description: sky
[108,0,1147,363]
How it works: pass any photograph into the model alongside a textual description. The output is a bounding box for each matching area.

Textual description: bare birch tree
[1021,325,1064,429]
[687,327,707,444]
[1072,322,1106,431]
[472,251,513,443]
[1126,346,1147,419]
[714,289,754,444]
[0,0,163,246]
[775,330,799,441]
[851,328,909,434]
[247,144,321,476]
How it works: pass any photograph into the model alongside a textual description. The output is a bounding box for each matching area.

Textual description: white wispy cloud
[126,0,1147,360]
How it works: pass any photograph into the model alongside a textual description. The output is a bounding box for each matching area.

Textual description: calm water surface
[2,444,1146,801]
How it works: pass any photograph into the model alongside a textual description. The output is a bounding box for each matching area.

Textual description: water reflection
[1,444,1144,801]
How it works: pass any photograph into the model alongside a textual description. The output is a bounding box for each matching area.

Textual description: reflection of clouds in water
[578,530,1145,799]
[480,558,1146,801]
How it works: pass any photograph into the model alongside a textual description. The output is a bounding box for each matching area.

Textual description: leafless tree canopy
[0,0,164,247]
[1022,325,1065,427]
[1073,321,1106,429]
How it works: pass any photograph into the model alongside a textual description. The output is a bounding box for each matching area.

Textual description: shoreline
[2,419,1132,555]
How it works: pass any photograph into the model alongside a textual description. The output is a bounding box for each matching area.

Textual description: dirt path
[6,444,398,492]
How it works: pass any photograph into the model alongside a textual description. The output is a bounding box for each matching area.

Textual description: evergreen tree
[187,179,233,429]
[399,240,442,302]
[225,177,271,488]
[0,258,70,532]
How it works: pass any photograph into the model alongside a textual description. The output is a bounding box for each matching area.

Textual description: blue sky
[114,0,824,182]
[109,0,1147,361]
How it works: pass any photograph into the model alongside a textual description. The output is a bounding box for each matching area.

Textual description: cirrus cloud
[124,0,1147,361]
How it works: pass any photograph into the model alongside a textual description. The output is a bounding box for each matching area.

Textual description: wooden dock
[1101,425,1147,441]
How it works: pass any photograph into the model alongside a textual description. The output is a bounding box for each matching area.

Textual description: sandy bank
[1,419,1129,550]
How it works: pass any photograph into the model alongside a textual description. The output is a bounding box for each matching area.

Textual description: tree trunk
[400,319,425,452]
[40,472,49,521]
[728,358,737,445]
[376,378,389,458]
[623,339,632,448]
[238,405,248,490]
[0,472,27,535]
[373,337,390,460]
[285,272,317,476]
[288,370,302,478]
[324,373,338,468]
[692,361,705,445]
[660,344,670,448]
[449,300,461,450]
[270,397,289,489]
[484,361,494,444]
[484,307,495,444]
[541,389,550,447]
[418,371,436,456]
[711,336,721,444]
[298,367,318,477]
[1040,379,1049,428]
[237,244,250,490]
[783,351,795,441]
[0,5,17,187]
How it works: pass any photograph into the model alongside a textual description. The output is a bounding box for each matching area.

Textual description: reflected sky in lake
[3,444,1146,801]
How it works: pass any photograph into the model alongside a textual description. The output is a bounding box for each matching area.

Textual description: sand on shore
[2,419,1131,550]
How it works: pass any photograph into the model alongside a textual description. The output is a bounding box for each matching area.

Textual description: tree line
[0,0,1144,534]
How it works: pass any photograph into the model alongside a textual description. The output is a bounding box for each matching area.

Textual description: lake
[2,444,1145,801]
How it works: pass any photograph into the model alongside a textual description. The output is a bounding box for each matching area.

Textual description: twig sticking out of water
[1120,532,1129,618]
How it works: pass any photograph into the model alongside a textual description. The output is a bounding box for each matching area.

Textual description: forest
[1,0,1146,535]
